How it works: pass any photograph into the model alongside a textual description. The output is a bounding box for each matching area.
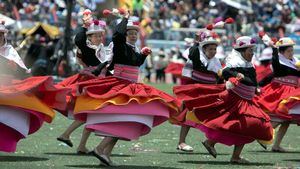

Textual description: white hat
[275,37,295,47]
[86,20,106,35]
[0,20,8,33]
[259,47,272,61]
[233,36,256,49]
[127,20,140,31]
[127,16,140,31]
[198,30,219,47]
[116,16,140,31]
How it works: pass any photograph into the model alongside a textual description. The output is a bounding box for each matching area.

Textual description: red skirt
[73,76,179,140]
[180,77,198,85]
[0,76,69,112]
[0,75,69,152]
[255,64,272,82]
[255,81,298,121]
[276,87,300,124]
[184,89,273,146]
[164,62,184,77]
[56,68,97,96]
[56,69,97,117]
[172,83,225,126]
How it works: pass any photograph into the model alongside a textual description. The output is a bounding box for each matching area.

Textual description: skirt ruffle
[172,83,225,125]
[0,75,69,152]
[184,89,273,146]
[0,123,24,152]
[0,76,70,111]
[276,88,300,124]
[0,106,45,152]
[56,70,97,117]
[255,81,298,122]
[56,69,96,96]
[73,76,179,140]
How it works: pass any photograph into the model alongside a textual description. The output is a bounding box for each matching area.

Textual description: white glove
[225,81,235,90]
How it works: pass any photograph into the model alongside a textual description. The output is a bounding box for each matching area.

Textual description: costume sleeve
[271,47,281,73]
[74,27,88,49]
[112,18,128,44]
[188,46,207,72]
[258,73,274,87]
[92,61,109,76]
[136,53,147,66]
[222,67,238,80]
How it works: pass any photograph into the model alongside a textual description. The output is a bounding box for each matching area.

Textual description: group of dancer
[0,7,299,167]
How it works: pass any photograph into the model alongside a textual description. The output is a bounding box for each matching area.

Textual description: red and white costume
[0,22,69,152]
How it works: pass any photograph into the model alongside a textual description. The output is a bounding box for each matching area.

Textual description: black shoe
[57,137,73,147]
[91,150,110,166]
[202,141,217,158]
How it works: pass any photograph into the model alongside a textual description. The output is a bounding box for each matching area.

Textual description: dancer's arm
[92,61,109,76]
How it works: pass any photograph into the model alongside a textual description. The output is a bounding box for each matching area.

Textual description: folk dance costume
[255,38,300,124]
[173,32,224,127]
[72,15,180,165]
[182,36,273,163]
[56,12,113,152]
[0,23,69,152]
[173,30,224,152]
[257,38,300,123]
[277,87,300,123]
[56,18,112,118]
[73,17,179,140]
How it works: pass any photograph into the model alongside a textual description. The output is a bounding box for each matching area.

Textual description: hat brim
[127,26,139,31]
[276,43,295,47]
[258,56,272,61]
[233,44,255,49]
[200,40,219,47]
[86,29,105,35]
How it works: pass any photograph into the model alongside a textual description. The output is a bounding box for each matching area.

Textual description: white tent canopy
[0,13,16,26]
[221,0,253,13]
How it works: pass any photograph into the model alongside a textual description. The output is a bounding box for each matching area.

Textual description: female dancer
[0,20,69,152]
[174,18,234,152]
[255,36,299,152]
[179,36,273,163]
[173,29,224,152]
[72,11,179,166]
[56,10,112,154]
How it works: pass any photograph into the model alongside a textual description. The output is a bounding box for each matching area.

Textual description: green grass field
[1,83,300,169]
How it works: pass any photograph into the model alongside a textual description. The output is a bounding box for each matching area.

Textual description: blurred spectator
[153,48,168,83]
[30,36,54,76]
